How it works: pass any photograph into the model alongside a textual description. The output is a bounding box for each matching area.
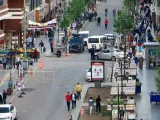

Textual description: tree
[60,0,86,28]
[123,0,136,14]
[113,10,134,34]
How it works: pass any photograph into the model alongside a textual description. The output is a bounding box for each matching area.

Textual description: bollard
[14,84,16,89]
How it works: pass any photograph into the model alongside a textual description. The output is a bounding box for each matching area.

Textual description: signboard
[91,61,105,81]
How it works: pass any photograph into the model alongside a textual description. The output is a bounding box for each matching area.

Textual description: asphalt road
[9,0,123,120]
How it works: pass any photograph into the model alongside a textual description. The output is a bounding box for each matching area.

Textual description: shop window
[149,49,157,68]
[0,0,3,6]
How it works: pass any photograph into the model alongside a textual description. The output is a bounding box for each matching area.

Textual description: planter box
[23,60,29,70]
[135,85,141,94]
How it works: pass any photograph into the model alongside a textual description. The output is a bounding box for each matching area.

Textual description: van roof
[88,36,106,38]
[79,31,89,34]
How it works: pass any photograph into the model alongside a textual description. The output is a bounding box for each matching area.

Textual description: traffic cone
[39,64,43,69]
[66,51,70,57]
[41,60,44,67]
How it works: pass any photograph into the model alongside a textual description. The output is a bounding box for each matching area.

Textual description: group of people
[65,83,102,115]
[65,83,82,111]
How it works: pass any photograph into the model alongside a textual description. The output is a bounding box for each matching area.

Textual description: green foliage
[136,82,142,86]
[123,0,136,13]
[60,0,85,28]
[155,67,160,90]
[114,10,134,34]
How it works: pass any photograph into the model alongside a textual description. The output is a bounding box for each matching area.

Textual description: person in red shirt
[104,18,108,29]
[65,92,71,111]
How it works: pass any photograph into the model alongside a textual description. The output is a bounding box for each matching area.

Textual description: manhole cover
[21,88,35,92]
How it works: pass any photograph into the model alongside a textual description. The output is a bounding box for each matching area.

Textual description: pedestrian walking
[89,97,94,115]
[128,57,131,67]
[39,40,44,53]
[3,89,7,104]
[96,95,101,113]
[65,92,71,111]
[90,46,95,60]
[139,56,144,69]
[71,90,77,109]
[134,57,139,67]
[15,55,20,70]
[33,48,38,62]
[75,83,82,100]
[2,56,7,69]
[94,11,97,21]
[104,18,108,29]
[97,17,101,26]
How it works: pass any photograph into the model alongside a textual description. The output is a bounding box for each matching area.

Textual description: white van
[78,31,90,46]
[87,36,106,51]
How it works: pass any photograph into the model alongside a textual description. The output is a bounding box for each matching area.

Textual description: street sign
[91,61,105,81]
[80,108,84,115]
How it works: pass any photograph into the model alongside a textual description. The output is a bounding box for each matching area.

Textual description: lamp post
[23,0,27,57]
[110,45,114,82]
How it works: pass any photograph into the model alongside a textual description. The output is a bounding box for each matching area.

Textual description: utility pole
[23,0,27,57]
[117,83,120,120]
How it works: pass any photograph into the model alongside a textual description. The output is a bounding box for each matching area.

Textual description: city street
[8,0,123,120]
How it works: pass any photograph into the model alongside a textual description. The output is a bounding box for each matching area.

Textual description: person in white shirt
[71,90,77,109]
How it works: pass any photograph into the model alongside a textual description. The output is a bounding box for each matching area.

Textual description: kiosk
[144,42,160,69]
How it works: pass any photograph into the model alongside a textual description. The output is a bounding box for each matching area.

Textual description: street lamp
[110,45,114,82]
[114,72,118,82]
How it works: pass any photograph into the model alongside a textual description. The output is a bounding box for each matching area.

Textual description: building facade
[0,0,11,46]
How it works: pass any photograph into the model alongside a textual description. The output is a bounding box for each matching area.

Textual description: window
[88,38,99,43]
[0,0,3,6]
[81,34,88,38]
[0,107,9,113]
[104,50,110,53]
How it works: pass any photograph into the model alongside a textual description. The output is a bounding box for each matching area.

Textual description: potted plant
[7,80,14,95]
[135,81,142,94]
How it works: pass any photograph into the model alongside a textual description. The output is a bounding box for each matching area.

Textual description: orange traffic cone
[39,64,43,69]
[66,51,70,57]
[41,60,44,67]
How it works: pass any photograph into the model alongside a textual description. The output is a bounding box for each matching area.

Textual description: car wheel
[111,56,116,61]
[95,55,99,60]
[15,113,18,120]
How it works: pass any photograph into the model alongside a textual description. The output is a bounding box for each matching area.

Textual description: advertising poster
[91,62,105,81]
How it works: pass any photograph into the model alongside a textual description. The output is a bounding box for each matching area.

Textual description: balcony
[0,4,8,11]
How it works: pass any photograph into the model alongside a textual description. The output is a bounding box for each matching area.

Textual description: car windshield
[0,107,9,113]
[80,34,88,38]
[115,49,122,52]
[70,39,81,43]
[88,67,91,72]
[88,38,99,43]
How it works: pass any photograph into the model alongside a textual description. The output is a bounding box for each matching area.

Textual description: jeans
[41,47,44,53]
[77,92,81,100]
[72,100,76,109]
[91,54,95,60]
[89,106,93,114]
[3,98,6,104]
[67,102,70,111]
[105,24,108,29]
[96,104,101,113]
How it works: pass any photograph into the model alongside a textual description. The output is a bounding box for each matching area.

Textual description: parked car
[95,49,124,61]
[86,66,91,81]
[105,33,115,40]
[0,104,17,120]
[78,31,90,46]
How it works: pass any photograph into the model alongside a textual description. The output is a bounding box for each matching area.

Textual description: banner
[28,18,57,29]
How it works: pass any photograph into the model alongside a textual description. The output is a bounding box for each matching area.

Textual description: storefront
[144,42,160,69]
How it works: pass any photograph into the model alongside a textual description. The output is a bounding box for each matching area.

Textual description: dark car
[69,37,84,53]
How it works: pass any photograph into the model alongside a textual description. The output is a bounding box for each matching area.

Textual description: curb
[7,65,37,103]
